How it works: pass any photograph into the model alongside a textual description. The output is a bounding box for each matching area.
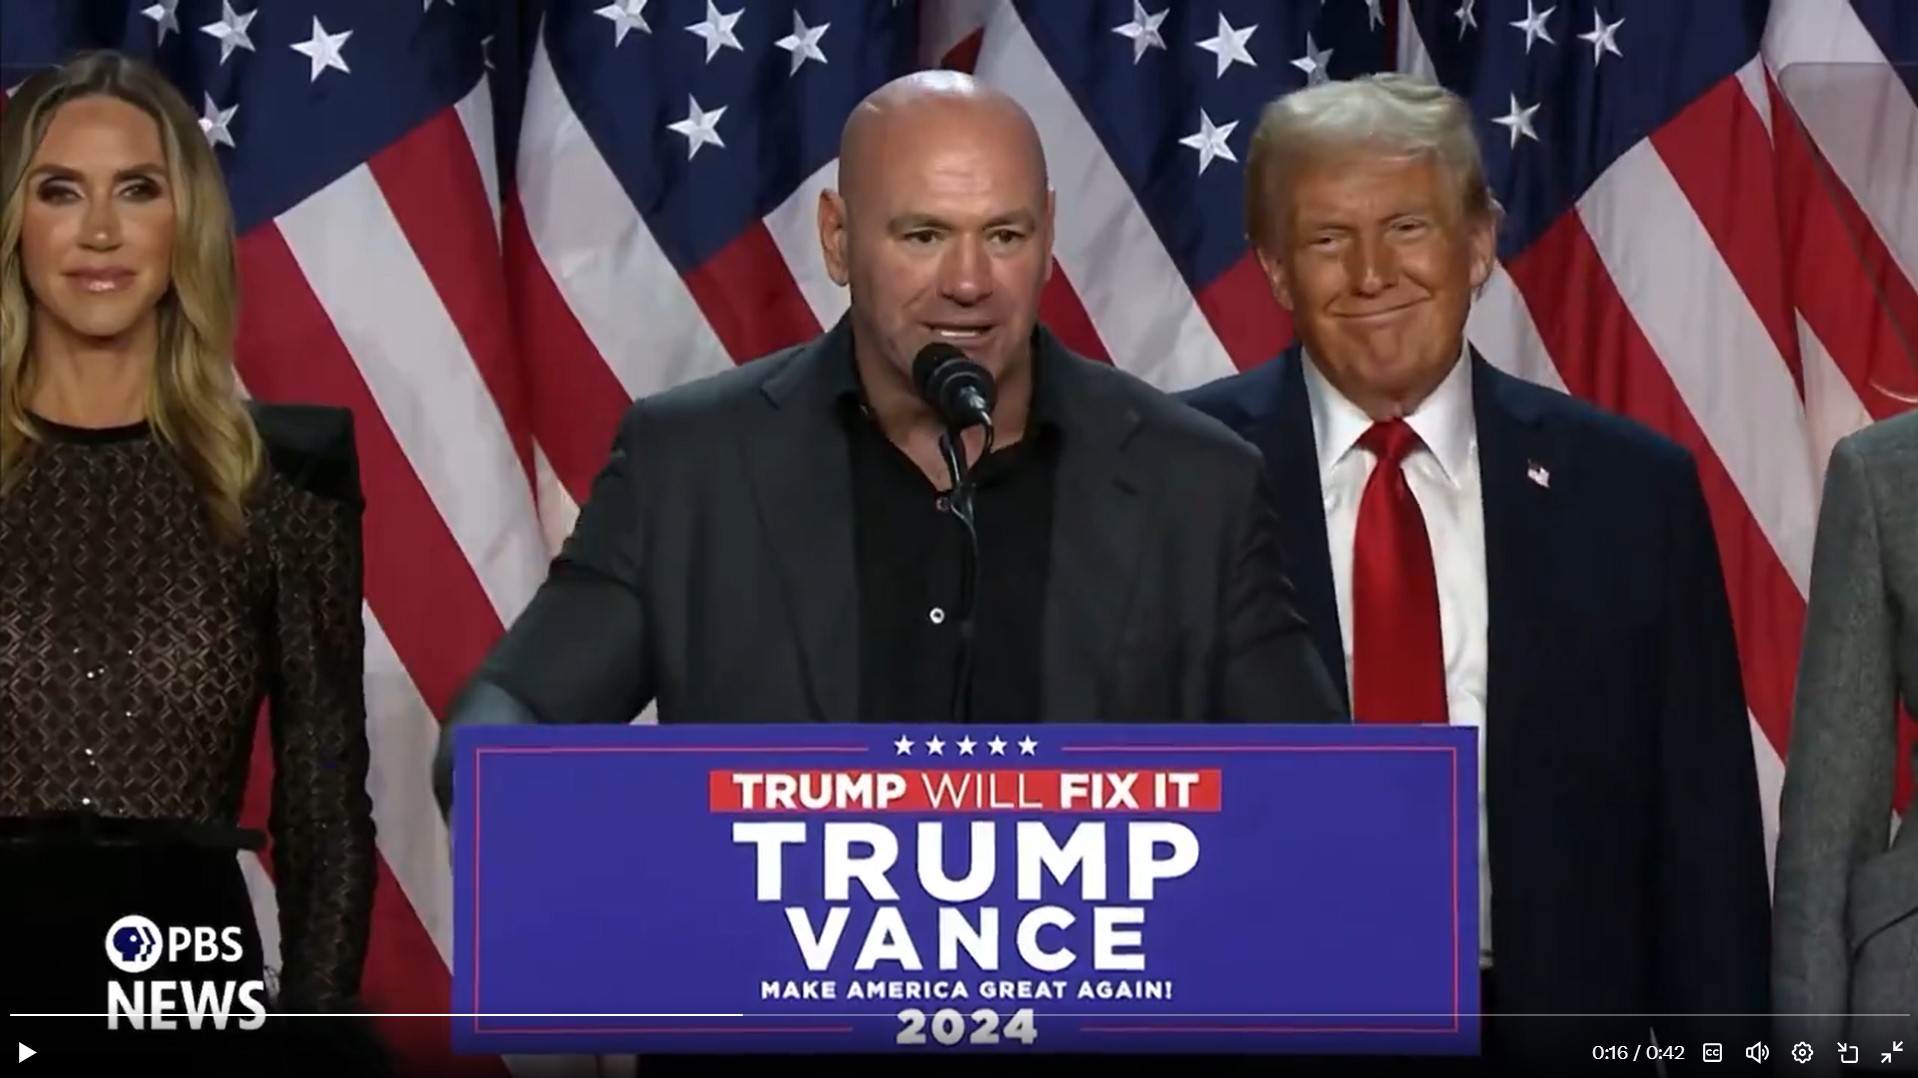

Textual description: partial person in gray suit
[1774,407,1918,1073]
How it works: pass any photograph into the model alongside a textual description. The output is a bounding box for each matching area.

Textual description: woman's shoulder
[247,402,361,508]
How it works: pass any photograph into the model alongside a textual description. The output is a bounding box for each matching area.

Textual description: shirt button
[934,495,949,512]
[928,607,946,625]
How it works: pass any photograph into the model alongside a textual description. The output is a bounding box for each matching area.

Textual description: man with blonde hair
[1181,73,1771,1069]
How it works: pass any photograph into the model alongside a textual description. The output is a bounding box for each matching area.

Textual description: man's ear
[1255,245,1296,312]
[818,189,850,287]
[1042,187,1056,284]
[1467,201,1499,291]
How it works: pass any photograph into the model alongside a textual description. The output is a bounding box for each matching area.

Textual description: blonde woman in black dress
[0,52,382,1070]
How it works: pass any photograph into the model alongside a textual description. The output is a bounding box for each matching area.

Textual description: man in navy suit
[1180,74,1771,1071]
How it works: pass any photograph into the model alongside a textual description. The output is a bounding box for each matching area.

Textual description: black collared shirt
[836,358,1060,726]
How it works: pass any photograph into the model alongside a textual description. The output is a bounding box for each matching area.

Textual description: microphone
[909,342,992,728]
[912,342,997,435]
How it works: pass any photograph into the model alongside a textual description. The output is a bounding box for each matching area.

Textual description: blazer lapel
[1471,353,1555,813]
[1247,347,1348,705]
[1040,342,1158,723]
[738,330,862,724]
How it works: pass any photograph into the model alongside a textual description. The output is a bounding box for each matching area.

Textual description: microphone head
[911,342,997,422]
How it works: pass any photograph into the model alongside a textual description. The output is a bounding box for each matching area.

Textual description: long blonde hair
[0,50,263,540]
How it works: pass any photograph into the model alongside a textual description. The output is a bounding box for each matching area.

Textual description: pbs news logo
[102,914,267,1031]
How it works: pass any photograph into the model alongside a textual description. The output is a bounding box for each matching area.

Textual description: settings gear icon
[1791,1041,1814,1064]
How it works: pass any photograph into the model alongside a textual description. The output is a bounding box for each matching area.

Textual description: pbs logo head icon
[104,914,163,974]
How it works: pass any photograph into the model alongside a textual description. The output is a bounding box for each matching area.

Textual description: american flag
[3,0,1913,1075]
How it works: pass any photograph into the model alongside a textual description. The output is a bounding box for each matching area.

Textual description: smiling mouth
[67,271,136,294]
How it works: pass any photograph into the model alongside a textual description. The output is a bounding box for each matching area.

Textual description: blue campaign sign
[450,722,1479,1056]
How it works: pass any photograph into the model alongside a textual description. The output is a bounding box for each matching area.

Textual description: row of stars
[600,1,832,74]
[892,735,1038,757]
[1120,1,1623,79]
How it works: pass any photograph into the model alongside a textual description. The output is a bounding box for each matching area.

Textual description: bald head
[815,71,1055,423]
[836,71,1048,204]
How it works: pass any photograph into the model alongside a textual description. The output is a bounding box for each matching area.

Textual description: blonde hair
[0,50,263,540]
[1243,73,1502,247]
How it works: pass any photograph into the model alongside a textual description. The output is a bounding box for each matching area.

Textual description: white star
[774,11,829,75]
[1112,1,1167,64]
[290,17,353,82]
[893,735,914,755]
[1017,736,1038,756]
[956,737,977,756]
[987,737,1007,755]
[199,2,256,65]
[596,0,652,46]
[1455,0,1479,39]
[667,95,726,159]
[1291,32,1333,85]
[1178,109,1239,174]
[1493,93,1540,148]
[1577,11,1624,66]
[142,0,180,43]
[1509,1,1555,54]
[1196,14,1257,78]
[926,736,946,756]
[198,93,237,148]
[1364,0,1386,31]
[686,2,744,64]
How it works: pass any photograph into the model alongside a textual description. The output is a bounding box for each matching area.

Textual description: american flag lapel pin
[1526,461,1551,488]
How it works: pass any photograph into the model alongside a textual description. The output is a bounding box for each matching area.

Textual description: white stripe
[276,168,548,625]
[1734,57,1774,138]
[361,613,454,959]
[1797,317,1881,498]
[455,80,503,241]
[764,159,850,330]
[515,43,732,398]
[1398,0,1437,81]
[1764,0,1918,299]
[534,445,580,557]
[1579,141,1820,595]
[975,7,1237,390]
[1753,723,1786,886]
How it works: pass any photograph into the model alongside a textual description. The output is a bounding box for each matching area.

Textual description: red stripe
[684,221,822,362]
[1651,79,1804,394]
[1039,260,1110,361]
[1195,252,1295,368]
[939,28,986,73]
[235,225,505,717]
[503,191,634,503]
[367,107,537,487]
[1768,78,1918,416]
[1504,213,1805,759]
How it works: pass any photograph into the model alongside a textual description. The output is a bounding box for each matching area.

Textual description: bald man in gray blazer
[1774,408,1918,1073]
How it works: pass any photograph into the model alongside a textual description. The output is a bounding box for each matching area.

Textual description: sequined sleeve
[259,408,377,1011]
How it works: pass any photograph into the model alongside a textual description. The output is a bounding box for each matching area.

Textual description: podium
[448,722,1479,1056]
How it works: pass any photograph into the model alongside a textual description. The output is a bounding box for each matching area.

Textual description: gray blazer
[432,320,1345,812]
[1774,408,1918,1070]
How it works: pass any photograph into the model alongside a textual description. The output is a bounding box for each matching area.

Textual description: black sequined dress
[0,405,377,1070]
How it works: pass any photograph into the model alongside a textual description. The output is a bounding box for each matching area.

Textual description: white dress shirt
[1300,351,1494,968]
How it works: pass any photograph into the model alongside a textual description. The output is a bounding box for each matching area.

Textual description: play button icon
[18,1042,34,1062]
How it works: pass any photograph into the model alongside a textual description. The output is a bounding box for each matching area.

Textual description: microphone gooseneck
[911,342,993,727]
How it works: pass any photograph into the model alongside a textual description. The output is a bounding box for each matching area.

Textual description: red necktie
[1350,419,1448,724]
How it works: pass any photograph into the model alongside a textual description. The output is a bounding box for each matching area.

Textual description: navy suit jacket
[1180,345,1773,1065]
